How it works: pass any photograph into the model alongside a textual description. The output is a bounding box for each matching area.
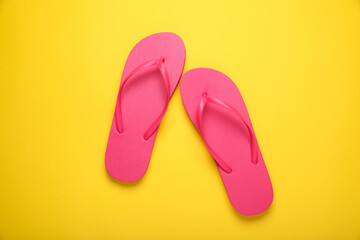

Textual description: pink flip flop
[105,33,185,182]
[180,68,273,215]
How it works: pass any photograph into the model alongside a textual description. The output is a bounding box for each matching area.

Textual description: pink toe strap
[196,93,258,174]
[115,57,170,140]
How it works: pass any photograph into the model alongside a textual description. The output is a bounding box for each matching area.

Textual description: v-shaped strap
[115,57,170,140]
[196,92,258,174]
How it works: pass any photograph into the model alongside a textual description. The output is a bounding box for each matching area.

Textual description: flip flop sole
[106,33,185,182]
[180,68,273,215]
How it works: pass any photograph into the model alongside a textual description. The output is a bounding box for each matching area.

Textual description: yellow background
[1,0,360,239]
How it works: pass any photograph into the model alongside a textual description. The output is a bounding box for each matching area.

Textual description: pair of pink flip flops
[105,32,273,216]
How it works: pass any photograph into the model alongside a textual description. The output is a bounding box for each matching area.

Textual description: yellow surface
[1,0,360,239]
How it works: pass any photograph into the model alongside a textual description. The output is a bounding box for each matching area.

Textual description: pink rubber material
[180,68,273,215]
[197,94,259,173]
[115,58,170,140]
[105,33,185,182]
